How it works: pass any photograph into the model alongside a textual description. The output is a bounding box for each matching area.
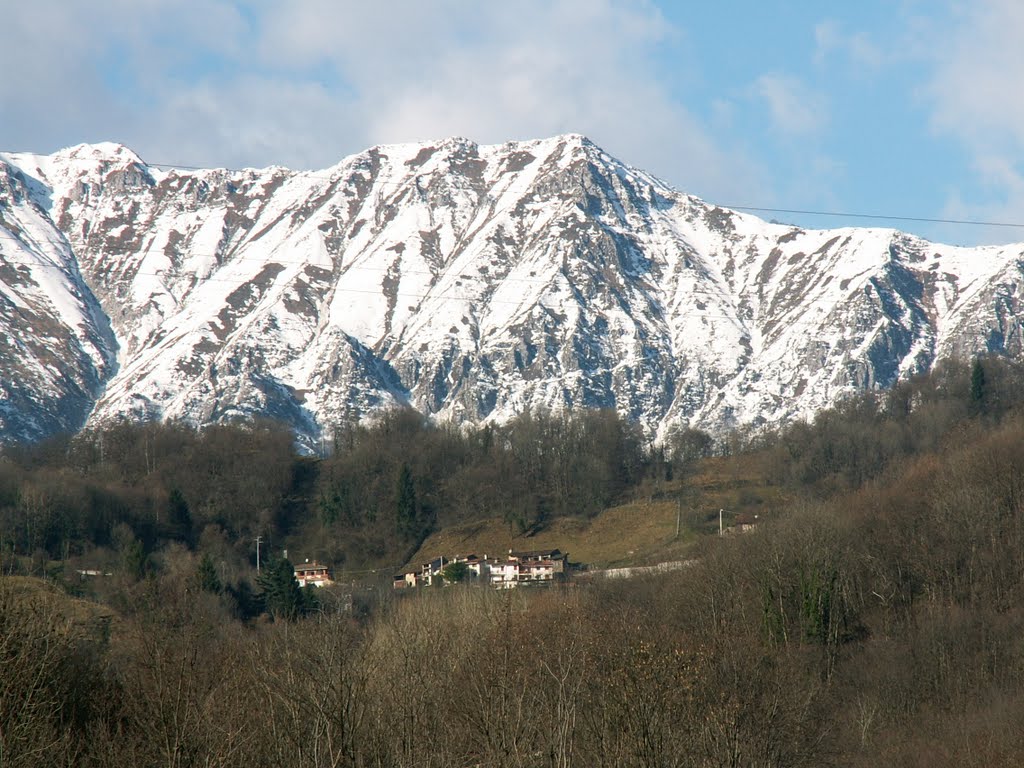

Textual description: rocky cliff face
[1,135,1022,445]
[0,155,117,442]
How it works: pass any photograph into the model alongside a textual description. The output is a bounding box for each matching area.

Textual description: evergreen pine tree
[441,561,469,583]
[196,553,222,594]
[122,538,147,582]
[166,488,193,546]
[257,556,304,621]
[396,463,418,539]
[970,357,987,415]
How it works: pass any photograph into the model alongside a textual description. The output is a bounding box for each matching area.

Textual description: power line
[0,224,981,329]
[720,204,1024,230]
[0,232,589,287]
[6,148,1024,231]
[0,251,906,331]
[0,236,745,301]
[0,215,745,299]
[0,224,834,307]
[122,164,1024,231]
[1,154,1017,331]
[0,253,738,315]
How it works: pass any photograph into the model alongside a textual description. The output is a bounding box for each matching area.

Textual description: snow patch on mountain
[2,135,1024,445]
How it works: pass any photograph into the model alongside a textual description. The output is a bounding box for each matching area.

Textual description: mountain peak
[2,134,1022,447]
[553,132,596,147]
[55,142,145,167]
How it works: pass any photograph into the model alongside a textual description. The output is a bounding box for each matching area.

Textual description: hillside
[5,359,1024,766]
[0,575,115,626]
[407,453,791,570]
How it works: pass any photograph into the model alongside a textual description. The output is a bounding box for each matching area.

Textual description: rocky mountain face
[1,135,1023,446]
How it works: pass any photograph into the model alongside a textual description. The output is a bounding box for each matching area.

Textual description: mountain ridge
[1,134,1022,445]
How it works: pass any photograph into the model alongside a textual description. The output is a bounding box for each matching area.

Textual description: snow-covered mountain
[1,135,1022,445]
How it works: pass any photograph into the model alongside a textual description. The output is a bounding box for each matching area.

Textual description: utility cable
[6,148,1024,231]
[720,204,1024,230]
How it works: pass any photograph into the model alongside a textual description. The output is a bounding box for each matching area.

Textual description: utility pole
[719,508,724,537]
[255,535,263,572]
[676,498,682,539]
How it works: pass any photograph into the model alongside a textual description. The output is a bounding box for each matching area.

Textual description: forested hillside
[0,406,656,589]
[5,355,1024,765]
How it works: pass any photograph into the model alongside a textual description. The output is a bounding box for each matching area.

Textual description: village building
[730,513,759,534]
[293,559,334,588]
[394,566,421,589]
[462,554,487,579]
[488,558,520,589]
[394,548,569,590]
[505,549,566,586]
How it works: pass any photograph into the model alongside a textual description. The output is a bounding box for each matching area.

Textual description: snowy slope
[2,135,1023,445]
[0,155,116,441]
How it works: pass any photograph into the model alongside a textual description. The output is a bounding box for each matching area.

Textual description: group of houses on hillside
[393,548,570,590]
[286,549,570,592]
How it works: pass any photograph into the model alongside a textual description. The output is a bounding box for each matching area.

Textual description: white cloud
[814,20,884,71]
[751,74,826,137]
[0,0,251,153]
[248,0,762,199]
[926,0,1024,152]
[920,0,1024,242]
[140,78,353,170]
[0,0,766,204]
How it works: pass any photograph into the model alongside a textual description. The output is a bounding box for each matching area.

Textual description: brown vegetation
[3,356,1024,764]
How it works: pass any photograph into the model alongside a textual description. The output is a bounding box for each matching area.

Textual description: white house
[294,560,334,588]
[488,559,521,589]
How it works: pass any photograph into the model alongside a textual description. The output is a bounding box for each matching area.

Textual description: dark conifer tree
[970,357,987,415]
[196,552,222,594]
[257,556,304,621]
[166,488,193,546]
[396,463,418,539]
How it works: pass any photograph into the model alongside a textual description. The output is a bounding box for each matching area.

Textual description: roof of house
[511,548,563,559]
[295,562,331,573]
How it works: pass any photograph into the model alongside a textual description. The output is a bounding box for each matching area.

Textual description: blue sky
[2,1,1023,245]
